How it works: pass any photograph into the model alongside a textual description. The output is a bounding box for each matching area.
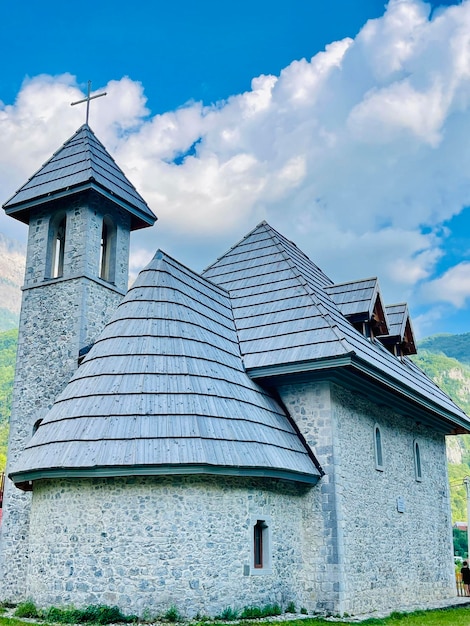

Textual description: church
[0,123,468,618]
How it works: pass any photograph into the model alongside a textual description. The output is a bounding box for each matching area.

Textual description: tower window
[374,424,384,471]
[99,216,117,283]
[46,213,67,279]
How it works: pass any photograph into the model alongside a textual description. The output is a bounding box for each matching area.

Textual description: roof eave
[248,354,356,378]
[4,182,156,231]
[10,463,321,491]
[248,354,470,434]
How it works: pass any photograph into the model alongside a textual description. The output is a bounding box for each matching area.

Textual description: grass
[210,606,470,626]
[0,604,470,626]
[261,607,470,625]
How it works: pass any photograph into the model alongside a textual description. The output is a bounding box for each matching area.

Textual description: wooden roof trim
[248,352,469,431]
[11,463,322,492]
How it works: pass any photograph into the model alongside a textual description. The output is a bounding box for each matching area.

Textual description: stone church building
[0,125,468,618]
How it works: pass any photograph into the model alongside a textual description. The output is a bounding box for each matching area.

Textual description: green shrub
[262,604,282,617]
[217,606,239,621]
[285,601,296,614]
[80,605,135,624]
[14,601,40,618]
[240,606,262,619]
[239,603,282,619]
[44,606,80,624]
[164,606,181,622]
[42,604,135,624]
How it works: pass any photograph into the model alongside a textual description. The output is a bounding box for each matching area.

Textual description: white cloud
[421,262,470,307]
[2,0,470,331]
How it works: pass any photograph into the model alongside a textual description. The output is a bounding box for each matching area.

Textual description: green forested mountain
[0,234,24,331]
[412,349,470,416]
[414,334,470,524]
[0,329,17,471]
[418,332,470,367]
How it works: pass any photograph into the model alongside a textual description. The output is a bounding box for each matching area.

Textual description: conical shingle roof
[3,125,156,230]
[10,250,321,487]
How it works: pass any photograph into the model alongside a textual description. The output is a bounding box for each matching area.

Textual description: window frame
[374,423,384,471]
[99,215,117,283]
[46,212,67,279]
[250,515,272,575]
[413,438,422,482]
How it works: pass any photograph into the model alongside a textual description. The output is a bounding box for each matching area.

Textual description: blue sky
[1,0,469,339]
[2,1,388,115]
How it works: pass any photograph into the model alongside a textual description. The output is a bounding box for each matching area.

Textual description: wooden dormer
[378,303,417,356]
[324,277,389,339]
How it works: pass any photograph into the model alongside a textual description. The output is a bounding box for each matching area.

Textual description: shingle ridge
[3,126,86,208]
[113,249,241,356]
[83,128,152,208]
[131,249,231,300]
[266,228,356,356]
[325,276,378,288]
[202,221,269,273]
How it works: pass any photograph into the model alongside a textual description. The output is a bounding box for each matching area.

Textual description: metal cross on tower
[71,80,107,125]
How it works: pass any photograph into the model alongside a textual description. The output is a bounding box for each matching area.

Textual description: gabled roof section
[203,222,469,433]
[379,303,417,356]
[324,278,389,337]
[202,221,345,369]
[10,249,321,489]
[3,125,156,231]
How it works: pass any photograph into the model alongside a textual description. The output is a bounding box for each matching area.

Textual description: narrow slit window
[250,516,271,574]
[374,424,384,471]
[254,520,264,569]
[414,440,422,481]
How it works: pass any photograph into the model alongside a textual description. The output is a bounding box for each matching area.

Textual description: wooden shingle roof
[10,221,470,489]
[10,250,321,487]
[385,303,411,337]
[203,222,470,433]
[3,125,156,230]
[380,303,417,356]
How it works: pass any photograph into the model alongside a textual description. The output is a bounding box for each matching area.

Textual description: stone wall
[27,476,314,618]
[331,385,455,615]
[0,195,130,600]
[278,381,343,614]
[278,380,455,616]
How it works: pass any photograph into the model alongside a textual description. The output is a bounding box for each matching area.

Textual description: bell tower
[0,124,156,600]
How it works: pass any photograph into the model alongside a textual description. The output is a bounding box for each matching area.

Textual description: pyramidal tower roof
[3,124,156,230]
[10,250,321,488]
